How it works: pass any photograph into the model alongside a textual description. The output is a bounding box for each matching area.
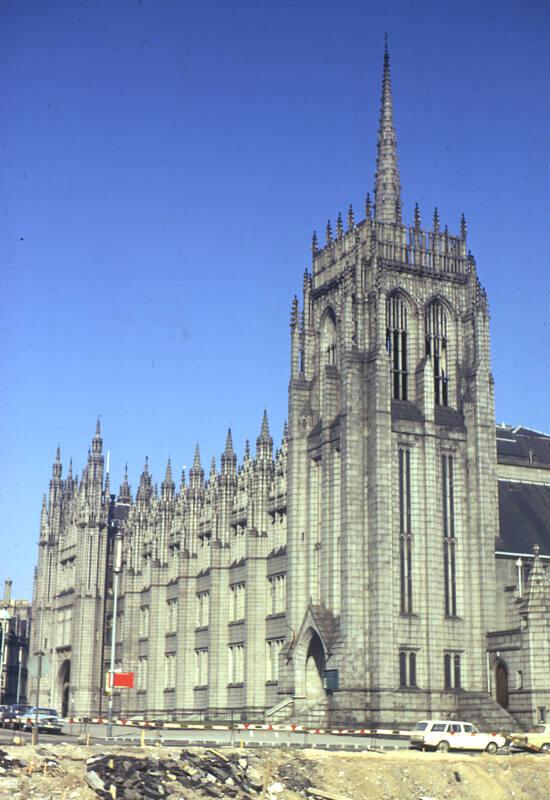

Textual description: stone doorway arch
[495,660,509,709]
[58,659,71,717]
[304,631,326,702]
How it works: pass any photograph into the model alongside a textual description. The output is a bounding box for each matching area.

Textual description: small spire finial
[365,193,372,219]
[326,220,333,244]
[533,543,540,557]
[311,230,318,254]
[347,204,355,230]
[414,202,421,229]
[460,212,467,240]
[395,198,402,223]
[433,207,440,232]
[336,212,344,238]
[290,295,299,329]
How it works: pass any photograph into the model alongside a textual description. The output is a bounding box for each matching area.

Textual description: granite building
[30,47,550,729]
[0,580,30,706]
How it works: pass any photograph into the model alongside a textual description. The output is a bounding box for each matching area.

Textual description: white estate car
[410,720,507,753]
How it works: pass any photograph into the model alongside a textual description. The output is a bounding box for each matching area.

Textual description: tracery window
[425,301,449,406]
[386,294,408,400]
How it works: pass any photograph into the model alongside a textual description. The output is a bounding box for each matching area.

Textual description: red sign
[106,671,134,689]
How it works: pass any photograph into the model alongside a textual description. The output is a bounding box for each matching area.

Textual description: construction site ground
[0,741,548,799]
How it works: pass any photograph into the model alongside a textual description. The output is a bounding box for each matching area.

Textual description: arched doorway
[58,660,71,717]
[305,632,326,702]
[495,660,509,709]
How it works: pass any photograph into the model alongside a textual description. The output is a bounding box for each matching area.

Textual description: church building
[30,47,550,729]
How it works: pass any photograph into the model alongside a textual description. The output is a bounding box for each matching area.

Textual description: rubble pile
[85,748,289,799]
[0,747,26,775]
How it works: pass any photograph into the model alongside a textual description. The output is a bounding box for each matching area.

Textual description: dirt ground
[0,741,548,800]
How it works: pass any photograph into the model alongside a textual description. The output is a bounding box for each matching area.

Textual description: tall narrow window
[425,301,449,406]
[442,453,457,616]
[321,310,338,367]
[399,650,418,688]
[444,652,461,689]
[386,294,408,400]
[399,448,413,613]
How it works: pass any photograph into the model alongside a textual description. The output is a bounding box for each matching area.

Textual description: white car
[410,719,506,753]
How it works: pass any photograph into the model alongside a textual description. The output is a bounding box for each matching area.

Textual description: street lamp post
[0,608,11,704]
[106,528,123,739]
[16,646,23,703]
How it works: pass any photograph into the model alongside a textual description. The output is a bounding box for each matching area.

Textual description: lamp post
[0,608,11,704]
[106,527,123,739]
[16,645,23,703]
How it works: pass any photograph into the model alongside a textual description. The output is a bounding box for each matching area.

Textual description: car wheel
[541,743,550,753]
[437,740,450,753]
[486,742,498,754]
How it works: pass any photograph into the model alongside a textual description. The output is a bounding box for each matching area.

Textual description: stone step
[456,692,518,731]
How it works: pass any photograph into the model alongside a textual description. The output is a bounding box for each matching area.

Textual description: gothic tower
[283,44,498,724]
[30,422,111,716]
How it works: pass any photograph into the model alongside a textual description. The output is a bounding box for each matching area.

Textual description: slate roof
[495,425,550,556]
[496,425,550,467]
[497,481,550,556]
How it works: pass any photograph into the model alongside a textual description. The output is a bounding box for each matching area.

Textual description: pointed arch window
[386,294,408,400]
[425,301,449,406]
[321,310,338,367]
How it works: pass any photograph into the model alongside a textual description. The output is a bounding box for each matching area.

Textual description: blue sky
[1,0,549,598]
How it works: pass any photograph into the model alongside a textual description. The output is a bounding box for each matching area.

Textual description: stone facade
[0,580,30,706]
[30,48,550,728]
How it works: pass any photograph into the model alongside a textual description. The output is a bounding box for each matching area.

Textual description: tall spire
[374,37,401,223]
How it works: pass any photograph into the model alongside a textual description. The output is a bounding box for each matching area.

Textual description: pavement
[1,721,409,751]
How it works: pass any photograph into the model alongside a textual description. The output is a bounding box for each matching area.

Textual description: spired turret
[221,428,237,478]
[136,456,153,504]
[52,446,62,479]
[92,418,102,456]
[161,458,175,501]
[118,464,132,505]
[256,409,273,462]
[188,444,205,493]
